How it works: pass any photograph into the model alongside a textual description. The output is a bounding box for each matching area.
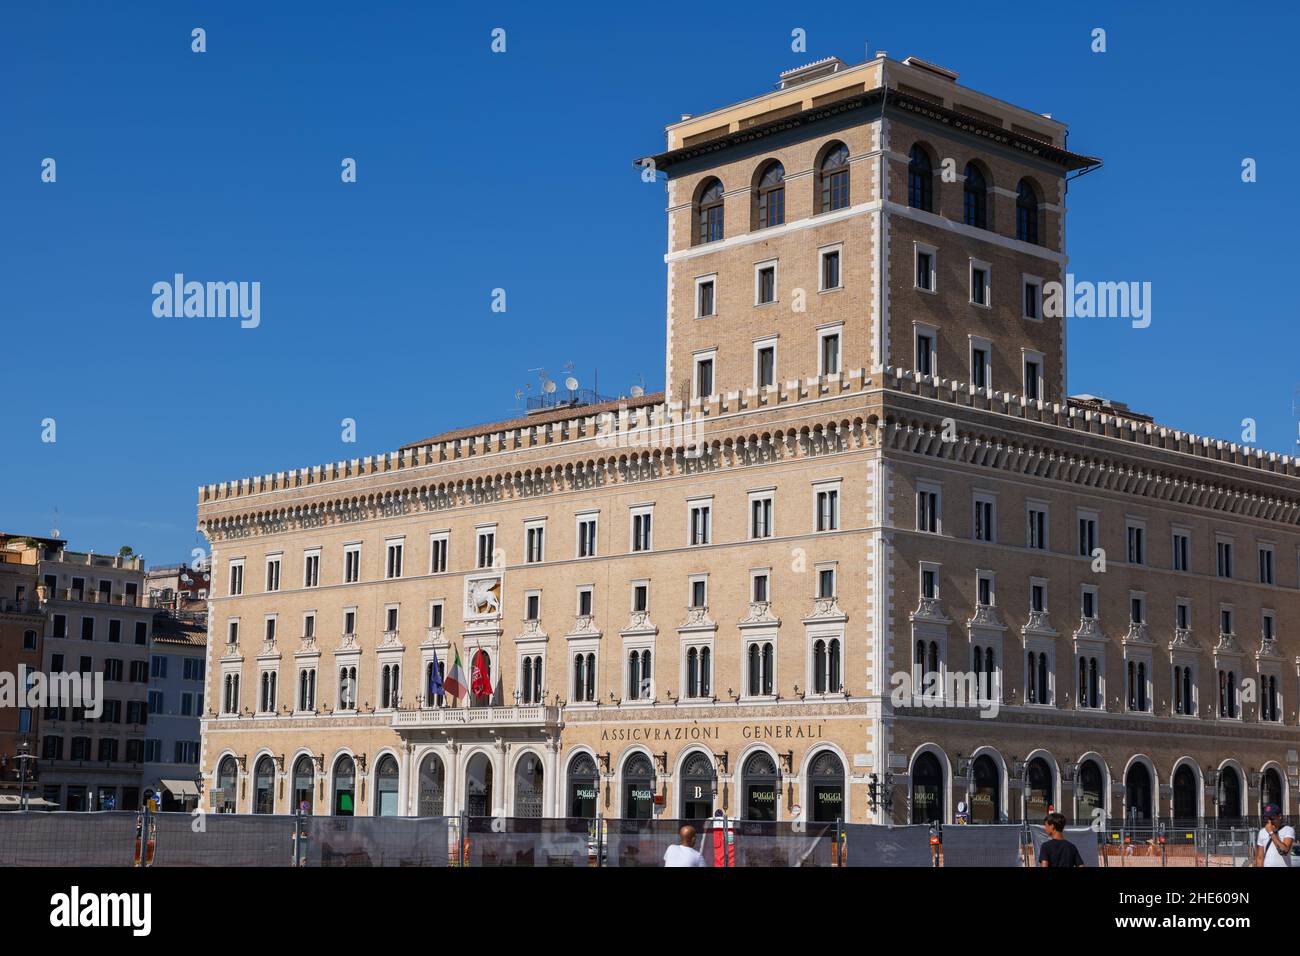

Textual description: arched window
[1262,768,1284,821]
[465,752,493,818]
[680,750,716,819]
[695,178,724,245]
[292,755,314,814]
[567,752,598,818]
[1218,767,1243,824]
[622,753,656,819]
[1077,759,1105,820]
[572,653,595,702]
[1026,757,1054,819]
[520,654,542,704]
[971,755,1002,823]
[686,646,711,699]
[809,751,846,822]
[1027,652,1038,704]
[338,666,356,711]
[628,649,653,701]
[911,751,943,824]
[818,142,850,212]
[260,670,276,712]
[1015,179,1040,244]
[747,642,773,696]
[418,753,445,816]
[1136,662,1147,711]
[374,754,399,816]
[1037,654,1049,705]
[1172,764,1198,824]
[963,163,988,228]
[332,754,356,816]
[741,751,778,821]
[755,161,786,229]
[216,756,237,813]
[1124,762,1152,822]
[514,753,544,818]
[380,663,400,710]
[908,145,933,212]
[253,755,275,814]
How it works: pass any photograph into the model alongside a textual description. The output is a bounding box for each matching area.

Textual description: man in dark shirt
[1038,811,1085,868]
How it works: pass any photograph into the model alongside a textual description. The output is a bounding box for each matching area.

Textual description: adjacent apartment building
[0,538,47,806]
[196,54,1300,826]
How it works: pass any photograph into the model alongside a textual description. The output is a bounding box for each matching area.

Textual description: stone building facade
[196,54,1300,827]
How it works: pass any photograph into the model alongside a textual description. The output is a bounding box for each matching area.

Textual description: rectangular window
[1023,277,1041,320]
[1023,356,1042,401]
[1259,546,1275,585]
[970,344,989,390]
[1078,513,1097,557]
[1176,601,1190,631]
[690,578,707,609]
[80,617,93,641]
[303,552,320,588]
[633,583,648,612]
[343,545,361,583]
[577,587,593,617]
[820,248,841,291]
[265,556,281,591]
[577,516,597,558]
[917,488,939,534]
[631,510,652,553]
[385,606,399,633]
[1221,608,1234,635]
[1031,583,1046,613]
[751,572,769,603]
[756,264,776,304]
[344,610,356,635]
[915,249,934,291]
[921,568,938,600]
[1172,531,1190,572]
[1127,523,1145,565]
[1217,539,1234,578]
[819,331,841,376]
[970,262,990,306]
[973,495,995,543]
[229,561,244,596]
[429,534,448,574]
[524,524,545,563]
[385,540,404,579]
[817,567,836,599]
[526,592,540,621]
[264,617,276,643]
[750,495,773,539]
[695,356,714,399]
[477,529,496,569]
[107,620,121,643]
[915,332,934,376]
[1027,505,1047,550]
[1081,588,1097,620]
[756,344,775,388]
[815,487,839,532]
[689,501,712,546]
[696,277,716,318]
[976,573,993,607]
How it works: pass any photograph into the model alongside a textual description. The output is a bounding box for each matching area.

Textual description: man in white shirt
[664,825,705,867]
[1255,804,1295,867]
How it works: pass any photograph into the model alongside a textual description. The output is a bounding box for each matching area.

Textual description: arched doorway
[1026,757,1054,820]
[680,751,715,820]
[374,755,399,816]
[567,752,598,818]
[417,753,445,816]
[514,753,544,818]
[253,756,275,814]
[741,752,778,821]
[1125,762,1152,822]
[1263,767,1284,820]
[1218,767,1243,824]
[1172,764,1198,824]
[217,756,238,813]
[465,753,493,817]
[910,752,944,824]
[292,755,314,814]
[1077,759,1105,822]
[622,753,655,819]
[971,755,1002,824]
[332,755,356,816]
[809,751,846,822]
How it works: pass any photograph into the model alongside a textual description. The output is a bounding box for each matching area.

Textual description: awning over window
[160,779,200,797]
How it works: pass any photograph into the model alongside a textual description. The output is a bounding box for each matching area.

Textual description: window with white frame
[754,337,777,389]
[384,604,399,635]
[576,585,594,618]
[429,532,449,573]
[750,569,770,603]
[693,351,716,400]
[630,506,653,553]
[631,581,649,613]
[814,480,840,532]
[572,650,597,703]
[1080,585,1099,621]
[524,590,541,622]
[816,564,837,600]
[303,550,320,588]
[1125,651,1151,713]
[1126,520,1146,566]
[385,537,404,579]
[1171,631,1197,718]
[259,669,277,713]
[914,243,936,292]
[919,562,940,601]
[973,492,996,543]
[688,575,707,610]
[228,559,244,596]
[627,647,653,701]
[916,481,941,534]
[576,513,598,559]
[975,570,995,608]
[1259,544,1275,585]
[755,260,777,305]
[302,612,315,640]
[810,633,843,694]
[1022,274,1042,321]
[227,618,239,646]
[264,615,277,644]
[1022,350,1044,401]
[684,643,713,698]
[343,607,357,636]
[969,337,991,390]
[1216,536,1234,578]
[1076,651,1103,710]
[969,259,990,307]
[1077,510,1098,558]
[818,326,842,376]
[298,667,317,711]
[525,520,546,564]
[476,527,496,570]
[265,554,281,592]
[344,543,361,583]
[746,639,775,696]
[820,245,842,291]
[915,325,936,376]
[688,497,712,546]
[695,274,716,318]
[749,489,774,539]
[428,600,444,630]
[1129,593,1146,627]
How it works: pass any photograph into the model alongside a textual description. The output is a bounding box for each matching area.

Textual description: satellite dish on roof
[630,385,644,397]
[542,379,556,394]
[564,376,579,392]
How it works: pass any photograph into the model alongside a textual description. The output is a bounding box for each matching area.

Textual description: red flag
[471,650,492,698]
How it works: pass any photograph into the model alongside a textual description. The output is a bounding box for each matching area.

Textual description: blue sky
[1,0,1296,565]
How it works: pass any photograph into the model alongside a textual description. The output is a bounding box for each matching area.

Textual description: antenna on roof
[630,385,645,398]
[50,506,60,539]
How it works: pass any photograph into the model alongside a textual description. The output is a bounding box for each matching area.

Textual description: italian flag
[443,647,468,700]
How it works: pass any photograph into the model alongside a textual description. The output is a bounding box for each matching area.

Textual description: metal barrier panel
[461,817,592,867]
[306,816,451,867]
[152,812,294,867]
[942,825,1025,867]
[1028,826,1099,868]
[601,818,838,867]
[842,824,934,867]
[0,811,140,867]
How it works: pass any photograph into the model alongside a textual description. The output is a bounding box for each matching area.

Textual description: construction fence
[0,811,1268,868]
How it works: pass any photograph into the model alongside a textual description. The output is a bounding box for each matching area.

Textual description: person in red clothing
[709,809,736,867]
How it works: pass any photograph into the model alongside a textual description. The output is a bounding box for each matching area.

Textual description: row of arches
[906,142,1044,244]
[907,746,1287,825]
[215,745,849,821]
[693,141,852,245]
